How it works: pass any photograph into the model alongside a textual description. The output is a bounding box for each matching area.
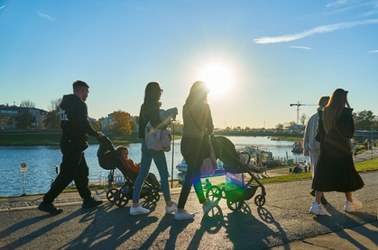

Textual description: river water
[0,136,308,197]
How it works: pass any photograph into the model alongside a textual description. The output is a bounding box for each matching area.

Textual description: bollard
[20,162,28,196]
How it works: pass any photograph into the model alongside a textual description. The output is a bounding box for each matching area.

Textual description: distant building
[98,116,113,131]
[287,124,305,133]
[0,104,48,130]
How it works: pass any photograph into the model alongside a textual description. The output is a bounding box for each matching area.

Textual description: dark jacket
[138,102,163,139]
[182,102,214,139]
[317,107,354,157]
[59,94,99,144]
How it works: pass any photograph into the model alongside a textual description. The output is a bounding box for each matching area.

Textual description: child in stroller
[205,136,266,211]
[97,136,160,207]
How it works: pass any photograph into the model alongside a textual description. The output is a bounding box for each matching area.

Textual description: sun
[198,62,234,97]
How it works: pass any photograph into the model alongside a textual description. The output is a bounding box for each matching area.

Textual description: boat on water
[243,146,287,167]
[176,159,226,182]
[291,140,304,154]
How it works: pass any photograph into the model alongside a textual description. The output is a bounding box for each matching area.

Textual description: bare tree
[19,100,36,108]
[44,98,62,129]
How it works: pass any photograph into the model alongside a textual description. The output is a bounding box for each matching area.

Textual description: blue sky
[1,0,377,129]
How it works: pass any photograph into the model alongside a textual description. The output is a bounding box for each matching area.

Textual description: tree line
[14,99,378,133]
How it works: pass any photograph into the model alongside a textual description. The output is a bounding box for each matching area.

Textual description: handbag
[144,121,172,152]
[200,138,217,176]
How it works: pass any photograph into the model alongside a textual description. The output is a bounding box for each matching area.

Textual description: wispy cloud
[36,10,55,22]
[326,0,349,8]
[368,49,378,53]
[289,46,312,50]
[254,19,378,44]
[325,0,378,17]
[0,5,6,10]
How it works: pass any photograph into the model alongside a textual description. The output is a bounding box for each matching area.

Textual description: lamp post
[170,121,175,188]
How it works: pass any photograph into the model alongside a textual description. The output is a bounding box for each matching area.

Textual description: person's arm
[147,105,165,129]
[338,108,354,139]
[303,124,310,156]
[205,104,214,135]
[78,102,102,137]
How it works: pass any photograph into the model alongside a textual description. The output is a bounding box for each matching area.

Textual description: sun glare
[198,63,234,97]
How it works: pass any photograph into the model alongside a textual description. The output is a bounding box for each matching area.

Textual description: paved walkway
[0,149,377,249]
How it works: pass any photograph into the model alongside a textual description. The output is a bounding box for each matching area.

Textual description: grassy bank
[260,157,378,184]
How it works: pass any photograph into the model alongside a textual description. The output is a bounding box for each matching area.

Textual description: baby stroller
[205,136,266,211]
[97,136,160,207]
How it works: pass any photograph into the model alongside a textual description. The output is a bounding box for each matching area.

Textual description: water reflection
[0,136,307,196]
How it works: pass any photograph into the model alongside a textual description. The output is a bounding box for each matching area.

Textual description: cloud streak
[369,49,378,53]
[289,46,312,50]
[0,5,6,10]
[36,10,54,22]
[254,19,378,44]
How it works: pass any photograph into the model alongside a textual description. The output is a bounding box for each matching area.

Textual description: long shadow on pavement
[1,208,89,249]
[313,203,377,250]
[58,202,159,249]
[184,202,289,249]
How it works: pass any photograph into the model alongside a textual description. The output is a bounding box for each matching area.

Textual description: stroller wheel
[254,194,266,207]
[147,188,160,203]
[226,199,243,211]
[206,186,222,203]
[106,188,119,203]
[114,192,129,207]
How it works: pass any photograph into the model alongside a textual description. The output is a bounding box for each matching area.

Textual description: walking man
[38,80,104,214]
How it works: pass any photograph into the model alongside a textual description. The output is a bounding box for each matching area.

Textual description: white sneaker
[202,200,218,214]
[130,205,150,216]
[174,210,195,220]
[309,201,331,216]
[344,199,363,212]
[166,202,177,214]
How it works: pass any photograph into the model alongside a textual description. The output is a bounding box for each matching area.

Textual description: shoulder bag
[145,121,172,152]
[188,108,217,175]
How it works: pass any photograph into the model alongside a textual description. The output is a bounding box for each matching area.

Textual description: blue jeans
[132,140,171,203]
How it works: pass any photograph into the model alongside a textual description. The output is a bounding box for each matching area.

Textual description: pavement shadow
[165,216,195,249]
[59,202,159,249]
[224,202,282,249]
[1,208,89,250]
[186,205,226,249]
[181,201,289,249]
[313,203,377,249]
[0,213,53,241]
[138,214,174,249]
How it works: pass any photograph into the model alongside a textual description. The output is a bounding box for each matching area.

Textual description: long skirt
[312,151,364,192]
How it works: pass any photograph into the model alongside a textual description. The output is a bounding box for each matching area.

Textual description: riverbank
[0,129,303,146]
[0,129,141,146]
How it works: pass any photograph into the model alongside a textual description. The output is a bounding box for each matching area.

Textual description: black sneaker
[82,198,103,208]
[38,202,63,215]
